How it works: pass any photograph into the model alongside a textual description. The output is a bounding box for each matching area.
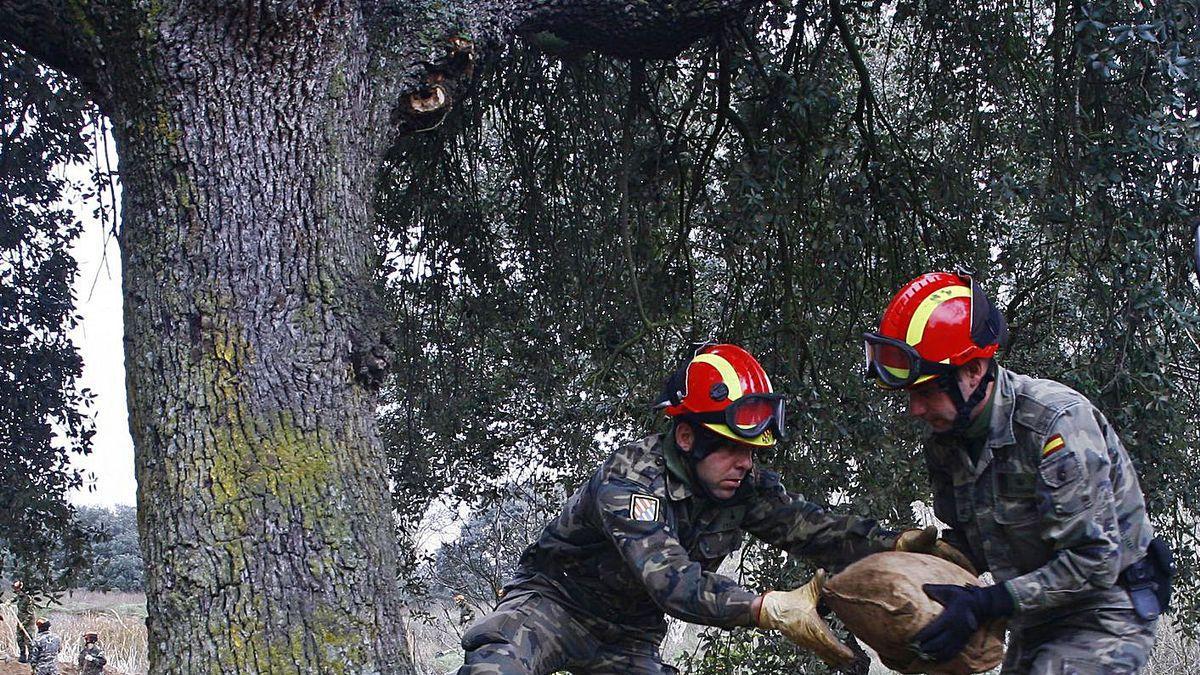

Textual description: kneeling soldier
[460,343,960,674]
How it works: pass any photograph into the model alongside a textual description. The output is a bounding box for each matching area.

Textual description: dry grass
[2,592,1191,673]
[1,592,147,674]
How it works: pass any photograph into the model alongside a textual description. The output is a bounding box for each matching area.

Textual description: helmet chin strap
[936,360,996,434]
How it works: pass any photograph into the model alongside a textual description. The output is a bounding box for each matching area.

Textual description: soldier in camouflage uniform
[29,618,61,675]
[864,271,1173,674]
[77,631,107,674]
[455,594,476,627]
[11,580,35,664]
[460,344,961,674]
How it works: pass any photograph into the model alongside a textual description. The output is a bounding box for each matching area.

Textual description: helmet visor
[725,393,786,440]
[689,393,786,442]
[863,332,955,389]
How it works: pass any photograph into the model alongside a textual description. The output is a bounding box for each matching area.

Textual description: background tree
[0,44,96,606]
[2,0,1197,671]
[383,0,1200,669]
[74,505,145,592]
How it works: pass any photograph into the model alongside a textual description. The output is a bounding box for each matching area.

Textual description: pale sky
[66,153,137,507]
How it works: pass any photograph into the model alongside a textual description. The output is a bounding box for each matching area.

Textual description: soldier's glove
[757,569,855,668]
[913,583,1013,663]
[894,526,977,575]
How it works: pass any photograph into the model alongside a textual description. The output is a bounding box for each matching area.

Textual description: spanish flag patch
[1042,434,1066,458]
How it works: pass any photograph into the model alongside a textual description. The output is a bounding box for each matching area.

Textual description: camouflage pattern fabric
[459,590,679,674]
[14,589,34,662]
[461,433,895,672]
[29,631,62,675]
[925,367,1157,671]
[78,642,107,674]
[1002,608,1156,674]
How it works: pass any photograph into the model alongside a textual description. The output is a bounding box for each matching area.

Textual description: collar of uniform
[984,366,1019,450]
[660,433,694,501]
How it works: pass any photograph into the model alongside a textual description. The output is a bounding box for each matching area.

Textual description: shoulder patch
[629,494,661,522]
[1041,433,1066,458]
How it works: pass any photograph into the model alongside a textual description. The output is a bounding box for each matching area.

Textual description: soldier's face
[906,380,958,432]
[906,363,991,432]
[693,443,755,499]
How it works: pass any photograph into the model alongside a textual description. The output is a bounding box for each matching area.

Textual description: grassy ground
[3,592,1195,673]
[0,591,146,674]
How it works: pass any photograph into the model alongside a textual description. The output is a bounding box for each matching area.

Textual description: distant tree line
[71,506,143,593]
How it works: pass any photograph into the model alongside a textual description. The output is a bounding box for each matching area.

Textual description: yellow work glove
[757,569,855,668]
[894,525,978,575]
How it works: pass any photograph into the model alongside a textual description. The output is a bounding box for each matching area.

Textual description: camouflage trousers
[15,624,31,662]
[458,590,679,674]
[1001,608,1157,674]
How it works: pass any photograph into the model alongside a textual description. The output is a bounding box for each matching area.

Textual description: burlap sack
[823,551,1005,674]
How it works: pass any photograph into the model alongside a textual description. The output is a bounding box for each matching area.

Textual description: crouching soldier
[29,618,62,675]
[78,631,107,674]
[460,343,963,674]
[864,271,1174,673]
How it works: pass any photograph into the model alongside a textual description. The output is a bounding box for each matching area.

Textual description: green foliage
[0,44,97,599]
[72,505,144,592]
[428,482,560,609]
[379,0,1200,660]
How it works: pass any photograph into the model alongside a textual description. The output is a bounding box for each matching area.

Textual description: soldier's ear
[675,422,695,453]
[961,358,989,388]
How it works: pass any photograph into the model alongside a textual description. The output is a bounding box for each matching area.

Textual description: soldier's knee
[459,644,529,674]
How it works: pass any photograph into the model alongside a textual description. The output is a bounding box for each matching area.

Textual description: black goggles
[691,393,787,441]
[862,333,956,390]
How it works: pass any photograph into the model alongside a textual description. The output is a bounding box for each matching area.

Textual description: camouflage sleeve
[1004,405,1123,613]
[740,469,894,570]
[595,477,760,629]
[926,449,988,573]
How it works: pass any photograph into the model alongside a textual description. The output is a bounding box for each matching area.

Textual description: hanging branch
[830,0,877,163]
[618,60,657,331]
[684,33,733,224]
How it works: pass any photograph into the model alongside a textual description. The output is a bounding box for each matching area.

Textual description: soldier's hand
[894,526,978,575]
[757,570,855,668]
[914,583,1013,663]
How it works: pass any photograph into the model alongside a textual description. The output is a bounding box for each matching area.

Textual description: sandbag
[823,551,1005,674]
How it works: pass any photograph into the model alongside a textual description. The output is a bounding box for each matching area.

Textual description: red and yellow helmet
[864,271,1008,389]
[656,344,785,447]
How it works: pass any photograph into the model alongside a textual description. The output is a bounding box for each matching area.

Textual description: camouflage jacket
[30,631,62,673]
[14,589,34,624]
[78,643,107,674]
[927,367,1153,620]
[509,434,895,639]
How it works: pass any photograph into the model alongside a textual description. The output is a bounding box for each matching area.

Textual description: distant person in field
[458,343,966,674]
[78,631,107,674]
[11,580,35,663]
[455,594,475,627]
[29,618,61,675]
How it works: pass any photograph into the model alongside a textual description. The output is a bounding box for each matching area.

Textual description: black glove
[1148,536,1175,611]
[914,583,1014,663]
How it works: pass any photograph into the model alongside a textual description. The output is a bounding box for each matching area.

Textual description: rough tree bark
[0,0,763,671]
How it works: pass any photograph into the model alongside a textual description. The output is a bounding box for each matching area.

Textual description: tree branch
[515,0,765,60]
[0,0,103,96]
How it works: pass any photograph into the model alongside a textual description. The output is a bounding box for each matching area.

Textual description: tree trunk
[113,9,405,672]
